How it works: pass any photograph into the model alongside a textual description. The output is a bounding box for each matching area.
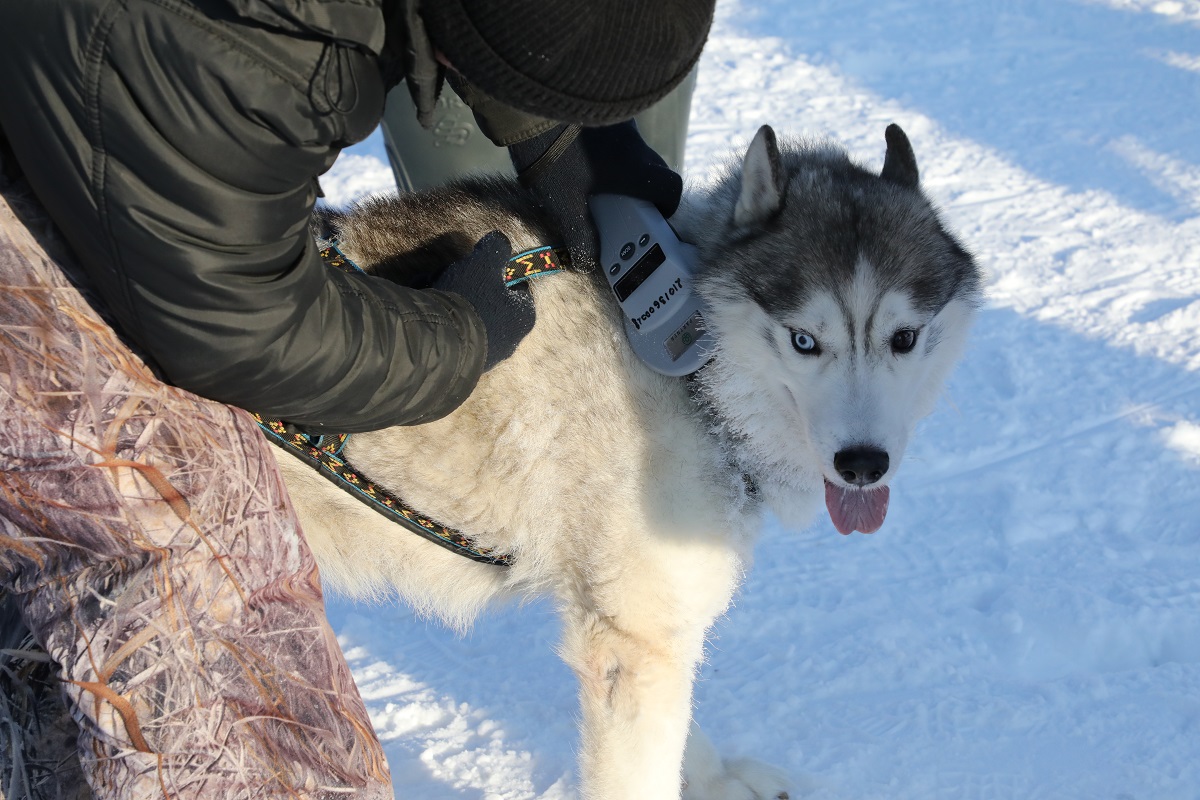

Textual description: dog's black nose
[834,447,890,486]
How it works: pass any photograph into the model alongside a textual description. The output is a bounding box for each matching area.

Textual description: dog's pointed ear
[734,125,785,228]
[881,124,919,188]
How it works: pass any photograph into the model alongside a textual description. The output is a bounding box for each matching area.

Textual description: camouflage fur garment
[0,182,391,799]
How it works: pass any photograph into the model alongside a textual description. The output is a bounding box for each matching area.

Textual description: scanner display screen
[614,244,666,303]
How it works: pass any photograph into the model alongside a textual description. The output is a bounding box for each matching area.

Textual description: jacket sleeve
[46,1,487,432]
[443,72,561,147]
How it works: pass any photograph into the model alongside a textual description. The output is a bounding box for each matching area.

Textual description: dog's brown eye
[891,328,918,354]
[791,329,821,355]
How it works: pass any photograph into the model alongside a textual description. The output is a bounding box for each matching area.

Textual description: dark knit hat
[419,0,716,126]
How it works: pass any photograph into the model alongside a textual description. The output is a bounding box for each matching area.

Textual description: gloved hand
[433,231,535,372]
[509,121,683,271]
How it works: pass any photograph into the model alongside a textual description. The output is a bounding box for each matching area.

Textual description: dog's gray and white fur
[276,125,981,799]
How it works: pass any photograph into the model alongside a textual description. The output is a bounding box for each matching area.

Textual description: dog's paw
[683,722,791,799]
[682,755,791,800]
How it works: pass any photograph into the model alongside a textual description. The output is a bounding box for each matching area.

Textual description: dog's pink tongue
[824,481,890,535]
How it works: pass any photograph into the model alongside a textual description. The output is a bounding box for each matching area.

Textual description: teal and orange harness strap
[504,244,568,286]
[254,239,568,568]
[253,413,512,566]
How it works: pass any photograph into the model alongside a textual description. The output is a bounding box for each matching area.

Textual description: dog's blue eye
[891,328,918,354]
[791,329,820,355]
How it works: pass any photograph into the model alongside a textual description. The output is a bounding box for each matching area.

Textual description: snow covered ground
[318,1,1200,796]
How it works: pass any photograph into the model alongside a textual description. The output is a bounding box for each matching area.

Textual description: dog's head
[689,125,981,534]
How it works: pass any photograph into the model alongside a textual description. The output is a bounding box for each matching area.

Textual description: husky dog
[274,124,981,799]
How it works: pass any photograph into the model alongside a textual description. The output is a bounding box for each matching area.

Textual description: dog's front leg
[561,610,700,799]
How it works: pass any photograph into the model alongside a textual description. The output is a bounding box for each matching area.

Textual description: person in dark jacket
[0,0,714,797]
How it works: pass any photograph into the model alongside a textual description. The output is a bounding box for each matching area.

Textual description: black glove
[433,231,535,372]
[509,121,683,271]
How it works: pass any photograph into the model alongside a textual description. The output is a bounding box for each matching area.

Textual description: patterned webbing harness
[254,240,568,567]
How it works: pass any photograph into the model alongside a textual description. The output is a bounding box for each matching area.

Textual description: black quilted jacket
[0,0,492,431]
